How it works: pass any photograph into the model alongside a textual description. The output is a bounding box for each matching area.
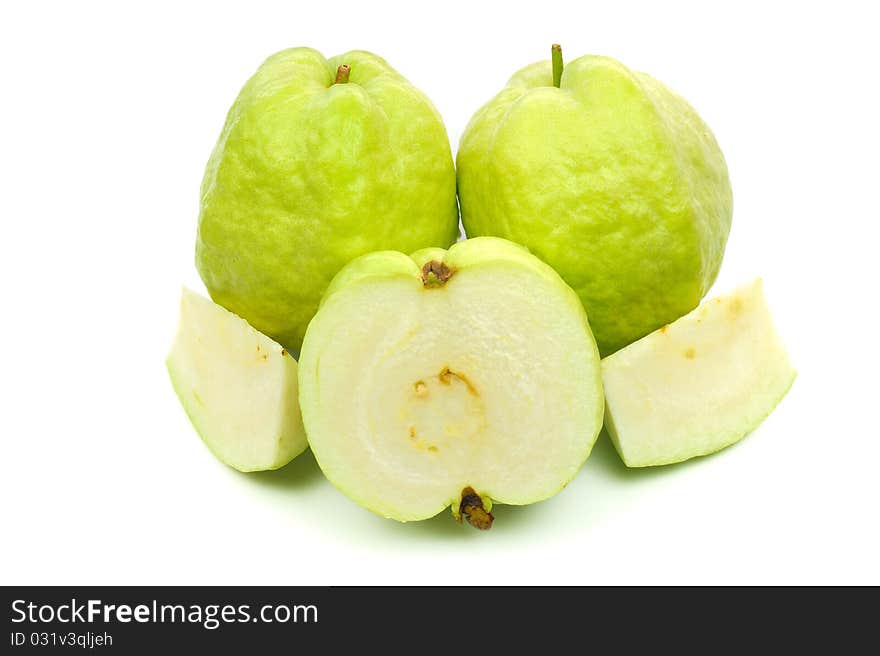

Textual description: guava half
[298,237,604,528]
[166,288,307,472]
[602,279,796,467]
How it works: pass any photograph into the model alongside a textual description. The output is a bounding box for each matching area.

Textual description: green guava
[167,289,307,472]
[197,47,459,354]
[297,237,604,528]
[602,279,796,467]
[457,45,733,356]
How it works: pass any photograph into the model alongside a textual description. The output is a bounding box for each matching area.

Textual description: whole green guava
[457,46,733,355]
[197,47,459,353]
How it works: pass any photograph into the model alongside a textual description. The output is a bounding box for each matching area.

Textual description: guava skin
[457,54,733,356]
[197,47,459,354]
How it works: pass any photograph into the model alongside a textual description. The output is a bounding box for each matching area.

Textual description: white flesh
[299,263,604,521]
[602,279,796,467]
[167,288,307,472]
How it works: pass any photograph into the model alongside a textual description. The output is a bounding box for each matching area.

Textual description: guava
[602,279,796,467]
[166,288,307,472]
[297,237,604,528]
[457,44,733,356]
[197,47,459,355]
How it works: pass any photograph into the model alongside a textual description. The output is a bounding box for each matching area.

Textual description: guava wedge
[166,288,307,472]
[298,237,604,528]
[602,279,795,467]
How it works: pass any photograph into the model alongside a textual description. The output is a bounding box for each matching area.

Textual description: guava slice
[166,288,307,472]
[298,237,604,528]
[602,279,796,467]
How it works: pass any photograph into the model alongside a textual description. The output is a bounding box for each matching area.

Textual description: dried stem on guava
[459,487,494,530]
[334,64,351,84]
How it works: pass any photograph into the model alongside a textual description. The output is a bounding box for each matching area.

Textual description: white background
[2,1,878,585]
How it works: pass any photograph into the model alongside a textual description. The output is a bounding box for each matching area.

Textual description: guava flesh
[298,237,604,526]
[166,289,307,472]
[602,279,795,467]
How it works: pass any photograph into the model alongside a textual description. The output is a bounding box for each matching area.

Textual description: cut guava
[298,237,605,528]
[166,288,307,472]
[602,279,796,467]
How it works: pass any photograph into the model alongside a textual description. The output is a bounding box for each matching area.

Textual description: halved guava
[298,237,604,528]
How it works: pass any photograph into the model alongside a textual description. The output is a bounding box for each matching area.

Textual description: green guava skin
[197,47,459,354]
[457,54,733,356]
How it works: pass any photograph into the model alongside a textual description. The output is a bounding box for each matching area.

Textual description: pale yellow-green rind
[166,288,308,472]
[457,54,732,356]
[601,279,796,467]
[299,236,604,522]
[197,47,459,355]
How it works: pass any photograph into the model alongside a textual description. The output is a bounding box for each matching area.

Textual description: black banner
[1,586,872,651]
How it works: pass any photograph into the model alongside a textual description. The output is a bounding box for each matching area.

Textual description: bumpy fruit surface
[197,48,458,353]
[458,50,732,355]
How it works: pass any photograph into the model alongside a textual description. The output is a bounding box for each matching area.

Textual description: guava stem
[334,64,351,84]
[551,44,563,87]
[420,261,455,287]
